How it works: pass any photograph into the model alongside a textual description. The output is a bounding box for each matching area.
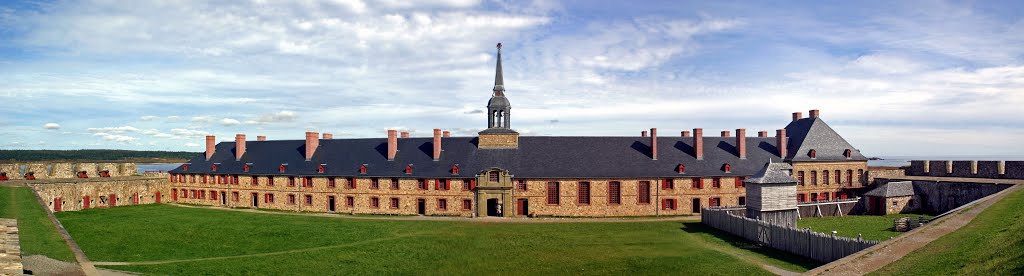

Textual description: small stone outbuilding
[864,181,918,215]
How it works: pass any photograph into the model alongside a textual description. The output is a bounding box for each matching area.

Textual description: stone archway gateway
[475,167,515,217]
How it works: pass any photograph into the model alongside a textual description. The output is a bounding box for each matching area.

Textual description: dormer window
[359,164,367,174]
[182,164,189,171]
[808,149,817,159]
[318,164,326,174]
[489,171,499,182]
[451,164,459,175]
[677,164,686,174]
[405,164,413,174]
[243,164,251,172]
[211,164,218,172]
[843,149,852,159]
[279,164,286,172]
[723,163,731,173]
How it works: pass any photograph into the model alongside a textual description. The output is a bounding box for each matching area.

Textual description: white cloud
[220,118,241,126]
[93,133,138,142]
[43,123,61,129]
[249,111,298,124]
[140,115,159,121]
[87,126,140,133]
[191,116,214,124]
[184,142,201,147]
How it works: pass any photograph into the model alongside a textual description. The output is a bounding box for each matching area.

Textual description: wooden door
[109,194,117,207]
[83,196,90,209]
[157,191,163,203]
[516,198,526,216]
[133,193,139,205]
[54,197,62,212]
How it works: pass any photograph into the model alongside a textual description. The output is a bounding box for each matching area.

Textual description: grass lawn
[797,213,933,241]
[871,188,1024,275]
[56,204,820,275]
[0,186,77,262]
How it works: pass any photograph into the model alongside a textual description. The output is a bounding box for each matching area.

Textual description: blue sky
[1,0,1023,157]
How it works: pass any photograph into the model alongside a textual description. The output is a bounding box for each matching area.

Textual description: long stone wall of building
[907,160,1024,179]
[0,162,139,180]
[875,178,1012,213]
[24,175,170,212]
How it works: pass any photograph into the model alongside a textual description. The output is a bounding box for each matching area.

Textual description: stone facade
[27,175,169,212]
[879,195,917,215]
[477,133,519,149]
[791,161,868,201]
[168,174,756,217]
[0,219,22,276]
[0,164,23,180]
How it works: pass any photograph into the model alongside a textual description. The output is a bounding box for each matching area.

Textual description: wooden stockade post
[701,161,879,262]
[702,208,879,262]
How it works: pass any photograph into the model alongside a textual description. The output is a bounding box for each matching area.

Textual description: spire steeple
[493,43,504,96]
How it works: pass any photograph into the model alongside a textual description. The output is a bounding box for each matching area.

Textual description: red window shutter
[661,199,666,209]
[434,180,439,190]
[470,179,476,189]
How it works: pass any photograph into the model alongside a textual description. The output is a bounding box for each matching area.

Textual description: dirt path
[689,233,801,276]
[92,232,424,266]
[168,203,701,223]
[805,184,1022,275]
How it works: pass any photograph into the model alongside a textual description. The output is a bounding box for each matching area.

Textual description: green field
[0,186,76,262]
[56,204,820,275]
[797,213,933,241]
[872,188,1024,275]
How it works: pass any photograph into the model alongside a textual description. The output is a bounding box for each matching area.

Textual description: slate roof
[169,135,789,179]
[744,161,797,184]
[784,117,867,162]
[864,181,914,197]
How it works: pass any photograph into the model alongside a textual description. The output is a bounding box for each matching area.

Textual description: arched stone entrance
[475,167,514,217]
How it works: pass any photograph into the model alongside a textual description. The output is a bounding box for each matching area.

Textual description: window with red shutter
[638,181,651,204]
[304,195,312,205]
[692,178,703,189]
[371,197,380,208]
[370,178,378,189]
[823,171,830,185]
[390,198,399,209]
[268,176,274,186]
[462,199,472,210]
[288,194,296,205]
[608,181,621,205]
[317,164,325,173]
[712,178,721,188]
[360,164,367,174]
[391,178,400,189]
[516,180,527,191]
[677,164,685,174]
[418,179,427,190]
[546,182,560,205]
[345,196,354,207]
[288,177,295,187]
[662,179,674,189]
[451,165,459,174]
[438,199,447,210]
[405,165,413,174]
[329,177,336,188]
[347,178,356,189]
[577,182,591,205]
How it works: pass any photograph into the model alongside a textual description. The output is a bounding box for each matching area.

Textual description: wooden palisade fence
[702,208,879,262]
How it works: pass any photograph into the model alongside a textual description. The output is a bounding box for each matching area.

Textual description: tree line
[0,150,200,162]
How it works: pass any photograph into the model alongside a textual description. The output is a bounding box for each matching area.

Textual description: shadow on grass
[680,222,823,271]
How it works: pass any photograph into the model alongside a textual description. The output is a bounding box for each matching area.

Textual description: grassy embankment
[798,213,933,241]
[0,186,76,261]
[57,204,821,275]
[872,188,1024,275]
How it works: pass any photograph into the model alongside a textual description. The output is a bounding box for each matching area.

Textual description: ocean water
[137,163,181,173]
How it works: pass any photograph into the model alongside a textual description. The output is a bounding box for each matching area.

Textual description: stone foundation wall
[0,219,22,276]
[0,164,23,180]
[26,175,170,212]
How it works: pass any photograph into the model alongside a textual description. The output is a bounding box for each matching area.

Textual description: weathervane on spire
[497,42,502,49]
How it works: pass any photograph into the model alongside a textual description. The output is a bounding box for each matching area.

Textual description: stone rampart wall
[908,160,1024,179]
[0,162,139,180]
[25,175,170,212]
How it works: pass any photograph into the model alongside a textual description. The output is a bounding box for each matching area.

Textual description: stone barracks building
[167,45,869,218]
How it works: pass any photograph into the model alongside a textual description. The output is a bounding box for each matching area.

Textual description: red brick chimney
[792,112,803,122]
[235,134,246,161]
[736,129,746,159]
[757,131,767,138]
[323,133,333,139]
[257,135,266,141]
[641,131,648,137]
[305,131,319,161]
[809,109,820,119]
[693,128,703,160]
[433,128,442,161]
[443,130,451,138]
[205,135,215,161]
[387,130,398,161]
[650,128,658,160]
[721,130,730,137]
[776,129,787,158]
[681,130,690,137]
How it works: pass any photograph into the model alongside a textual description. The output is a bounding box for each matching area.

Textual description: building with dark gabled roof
[167,44,869,218]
